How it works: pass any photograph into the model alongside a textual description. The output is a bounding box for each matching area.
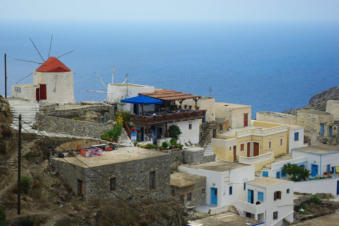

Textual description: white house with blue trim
[261,145,339,179]
[235,177,294,226]
[178,161,255,213]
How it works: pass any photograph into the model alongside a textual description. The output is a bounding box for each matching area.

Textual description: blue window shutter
[320,124,325,136]
[262,171,268,177]
[229,186,233,195]
[294,132,299,141]
[258,191,264,202]
[276,171,281,179]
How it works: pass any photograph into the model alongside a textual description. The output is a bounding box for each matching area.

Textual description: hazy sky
[1,0,339,22]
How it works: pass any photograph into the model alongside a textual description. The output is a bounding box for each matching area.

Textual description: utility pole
[17,114,22,215]
[4,53,7,98]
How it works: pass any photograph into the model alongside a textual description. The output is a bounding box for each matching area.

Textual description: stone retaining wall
[34,113,113,138]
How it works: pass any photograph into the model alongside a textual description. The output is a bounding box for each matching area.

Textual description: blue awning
[121,95,163,104]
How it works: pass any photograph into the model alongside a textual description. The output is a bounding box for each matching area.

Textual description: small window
[274,191,281,201]
[229,186,233,195]
[219,124,223,131]
[294,132,299,141]
[171,187,175,196]
[229,146,232,151]
[187,192,192,201]
[280,138,283,146]
[287,188,290,194]
[273,211,278,220]
[240,143,244,151]
[149,171,156,189]
[180,195,185,202]
[262,171,268,177]
[110,177,116,191]
[202,188,206,194]
[258,191,264,202]
[243,182,246,190]
[189,124,192,130]
[269,141,272,149]
[189,106,192,110]
[184,105,187,109]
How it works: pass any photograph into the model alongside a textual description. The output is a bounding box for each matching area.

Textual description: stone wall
[34,113,113,138]
[256,111,297,125]
[171,177,206,207]
[52,153,171,201]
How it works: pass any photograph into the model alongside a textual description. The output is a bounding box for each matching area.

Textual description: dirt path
[294,212,339,225]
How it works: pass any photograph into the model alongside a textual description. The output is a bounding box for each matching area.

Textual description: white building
[287,124,307,153]
[236,177,294,226]
[178,161,255,212]
[121,89,204,145]
[106,83,154,111]
[262,145,339,179]
[12,57,75,104]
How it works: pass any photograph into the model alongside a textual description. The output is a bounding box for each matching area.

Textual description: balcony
[131,110,205,125]
[239,152,273,165]
[236,200,265,215]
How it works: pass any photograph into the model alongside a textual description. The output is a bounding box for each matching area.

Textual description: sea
[0,21,339,116]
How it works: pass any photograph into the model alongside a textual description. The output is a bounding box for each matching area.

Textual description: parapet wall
[34,113,113,138]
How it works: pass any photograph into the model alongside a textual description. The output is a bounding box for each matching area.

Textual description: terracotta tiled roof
[36,57,71,72]
[140,89,200,101]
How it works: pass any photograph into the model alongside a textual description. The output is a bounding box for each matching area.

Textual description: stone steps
[8,98,39,130]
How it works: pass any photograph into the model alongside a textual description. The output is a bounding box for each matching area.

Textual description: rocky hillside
[284,86,339,114]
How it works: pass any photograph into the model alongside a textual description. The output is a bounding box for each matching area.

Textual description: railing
[235,200,265,214]
[131,110,205,125]
[237,126,288,137]
[239,152,273,165]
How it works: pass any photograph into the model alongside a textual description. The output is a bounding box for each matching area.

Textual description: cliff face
[308,87,339,111]
[0,95,12,125]
[284,86,339,114]
[0,96,13,155]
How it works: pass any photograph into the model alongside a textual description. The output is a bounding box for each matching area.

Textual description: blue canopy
[121,95,163,104]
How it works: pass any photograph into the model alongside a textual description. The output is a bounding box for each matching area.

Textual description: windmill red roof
[36,57,71,72]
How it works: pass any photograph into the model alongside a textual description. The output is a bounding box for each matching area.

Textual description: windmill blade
[16,72,33,84]
[57,50,74,59]
[95,73,107,89]
[122,73,128,84]
[15,58,42,65]
[29,37,45,62]
[87,89,108,94]
[48,34,53,58]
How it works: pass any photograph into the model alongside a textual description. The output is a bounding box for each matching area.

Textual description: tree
[168,125,181,140]
[282,163,310,181]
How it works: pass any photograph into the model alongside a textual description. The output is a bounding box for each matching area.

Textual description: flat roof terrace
[53,147,167,168]
[182,161,249,172]
[294,144,339,154]
[170,172,205,188]
[249,177,290,188]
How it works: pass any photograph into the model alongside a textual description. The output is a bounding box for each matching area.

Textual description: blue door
[329,127,333,137]
[311,164,318,177]
[248,189,254,203]
[327,164,331,174]
[337,181,339,195]
[276,171,281,179]
[320,124,325,136]
[210,188,218,205]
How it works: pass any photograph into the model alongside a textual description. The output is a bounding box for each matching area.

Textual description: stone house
[52,147,170,201]
[170,172,206,207]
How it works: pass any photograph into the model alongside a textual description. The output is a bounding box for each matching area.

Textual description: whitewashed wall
[288,127,306,153]
[169,119,201,145]
[12,85,36,101]
[107,83,154,103]
[294,178,338,195]
[33,71,75,104]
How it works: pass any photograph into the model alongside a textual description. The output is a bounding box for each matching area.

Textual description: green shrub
[162,142,169,149]
[21,176,32,194]
[168,125,181,139]
[282,163,310,181]
[170,138,177,146]
[73,116,79,120]
[310,195,321,204]
[101,124,122,141]
[176,144,183,149]
[0,208,5,226]
[145,143,157,149]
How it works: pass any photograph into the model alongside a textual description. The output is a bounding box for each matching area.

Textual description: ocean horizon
[0,21,339,115]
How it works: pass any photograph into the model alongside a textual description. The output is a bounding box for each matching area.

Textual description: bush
[168,125,181,139]
[162,142,169,149]
[145,143,157,149]
[282,163,310,181]
[21,176,32,194]
[101,124,122,141]
[170,138,177,146]
[310,195,322,204]
[0,208,5,226]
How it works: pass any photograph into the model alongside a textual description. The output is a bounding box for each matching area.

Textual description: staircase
[199,122,218,147]
[8,98,39,130]
[204,144,214,156]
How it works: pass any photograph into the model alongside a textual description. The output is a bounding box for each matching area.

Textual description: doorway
[210,187,218,205]
[253,142,259,156]
[244,113,248,127]
[77,179,83,196]
[233,145,237,161]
